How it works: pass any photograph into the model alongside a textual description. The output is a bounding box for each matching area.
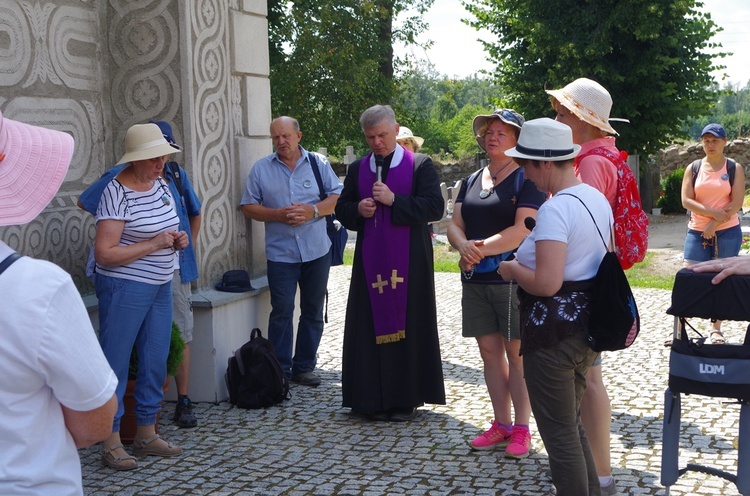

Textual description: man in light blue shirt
[241,116,342,387]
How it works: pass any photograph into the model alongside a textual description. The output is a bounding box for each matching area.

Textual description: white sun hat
[396,126,424,148]
[504,118,581,161]
[545,78,629,136]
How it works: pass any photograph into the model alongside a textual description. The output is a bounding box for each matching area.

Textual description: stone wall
[656,138,750,189]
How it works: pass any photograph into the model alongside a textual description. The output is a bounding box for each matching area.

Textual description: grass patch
[346,241,675,290]
[625,252,676,290]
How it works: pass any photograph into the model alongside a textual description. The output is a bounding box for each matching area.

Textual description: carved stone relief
[0,0,264,292]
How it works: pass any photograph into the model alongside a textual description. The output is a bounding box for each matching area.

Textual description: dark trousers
[523,330,602,496]
[266,252,331,376]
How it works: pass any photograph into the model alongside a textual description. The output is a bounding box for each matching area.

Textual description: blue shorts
[683,225,741,263]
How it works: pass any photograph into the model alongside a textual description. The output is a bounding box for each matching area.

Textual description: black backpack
[225,328,290,409]
[559,193,640,352]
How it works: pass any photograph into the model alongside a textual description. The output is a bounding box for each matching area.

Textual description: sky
[395,0,750,86]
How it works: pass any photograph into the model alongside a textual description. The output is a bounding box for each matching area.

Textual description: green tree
[393,63,504,157]
[466,0,727,156]
[268,0,434,156]
[686,81,750,140]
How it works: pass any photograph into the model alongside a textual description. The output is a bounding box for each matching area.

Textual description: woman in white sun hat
[544,77,627,495]
[396,126,424,153]
[499,117,612,496]
[0,111,118,494]
[94,123,188,470]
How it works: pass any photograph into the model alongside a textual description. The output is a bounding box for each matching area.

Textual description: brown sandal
[132,433,182,457]
[710,330,726,345]
[101,442,138,471]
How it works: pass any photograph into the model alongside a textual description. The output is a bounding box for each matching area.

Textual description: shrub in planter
[657,168,687,215]
[128,321,185,379]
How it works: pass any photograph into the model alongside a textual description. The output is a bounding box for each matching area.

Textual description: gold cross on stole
[390,269,403,289]
[371,274,388,294]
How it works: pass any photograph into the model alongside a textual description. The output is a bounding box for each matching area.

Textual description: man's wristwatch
[312,204,320,218]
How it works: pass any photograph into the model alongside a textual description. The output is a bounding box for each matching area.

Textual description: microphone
[375,154,384,183]
[524,216,536,231]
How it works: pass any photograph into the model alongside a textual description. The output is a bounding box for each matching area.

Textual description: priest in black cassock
[335,105,446,422]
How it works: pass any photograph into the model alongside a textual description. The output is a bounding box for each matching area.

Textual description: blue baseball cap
[701,123,726,139]
[149,120,182,150]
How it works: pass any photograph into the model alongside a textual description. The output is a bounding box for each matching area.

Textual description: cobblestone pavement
[81,264,748,495]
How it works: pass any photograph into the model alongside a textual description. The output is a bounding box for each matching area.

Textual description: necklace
[480,160,514,199]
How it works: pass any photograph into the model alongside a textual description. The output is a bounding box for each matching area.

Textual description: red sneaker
[504,424,531,459]
[469,420,512,450]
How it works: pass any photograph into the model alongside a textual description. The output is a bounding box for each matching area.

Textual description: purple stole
[358,149,414,344]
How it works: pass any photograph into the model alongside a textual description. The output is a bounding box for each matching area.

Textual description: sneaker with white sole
[600,478,619,495]
[469,420,512,450]
[504,424,531,458]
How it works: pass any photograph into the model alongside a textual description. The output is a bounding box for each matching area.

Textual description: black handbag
[559,193,640,352]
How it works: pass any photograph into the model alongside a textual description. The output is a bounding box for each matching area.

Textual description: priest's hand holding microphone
[358,154,395,219]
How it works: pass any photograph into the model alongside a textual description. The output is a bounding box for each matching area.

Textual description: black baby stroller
[662,268,750,495]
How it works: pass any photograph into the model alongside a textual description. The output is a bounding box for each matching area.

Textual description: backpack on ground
[576,147,649,270]
[225,328,290,409]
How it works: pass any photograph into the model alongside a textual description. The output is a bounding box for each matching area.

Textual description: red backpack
[575,147,649,270]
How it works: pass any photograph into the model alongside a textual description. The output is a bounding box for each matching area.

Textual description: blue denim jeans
[523,330,601,496]
[96,274,172,430]
[683,224,742,263]
[267,252,331,377]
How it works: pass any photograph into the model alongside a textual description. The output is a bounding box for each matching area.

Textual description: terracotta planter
[120,378,170,445]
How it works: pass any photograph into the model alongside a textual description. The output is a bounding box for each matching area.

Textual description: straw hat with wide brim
[118,123,181,164]
[396,126,425,148]
[0,110,74,226]
[545,78,628,136]
[504,118,581,162]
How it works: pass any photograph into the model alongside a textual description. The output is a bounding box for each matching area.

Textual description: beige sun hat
[118,123,181,164]
[545,78,628,136]
[396,126,424,148]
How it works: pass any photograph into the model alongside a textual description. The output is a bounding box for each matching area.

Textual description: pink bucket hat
[545,78,628,135]
[0,110,74,226]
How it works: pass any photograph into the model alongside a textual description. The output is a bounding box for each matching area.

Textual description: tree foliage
[465,0,727,156]
[268,0,433,157]
[687,80,750,140]
[393,62,503,157]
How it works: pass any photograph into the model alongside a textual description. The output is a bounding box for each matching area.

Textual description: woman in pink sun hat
[0,110,118,494]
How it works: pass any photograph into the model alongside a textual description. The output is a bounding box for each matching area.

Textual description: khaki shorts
[172,270,194,343]
[461,282,520,340]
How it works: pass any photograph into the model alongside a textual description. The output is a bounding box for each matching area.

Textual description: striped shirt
[95,177,179,284]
